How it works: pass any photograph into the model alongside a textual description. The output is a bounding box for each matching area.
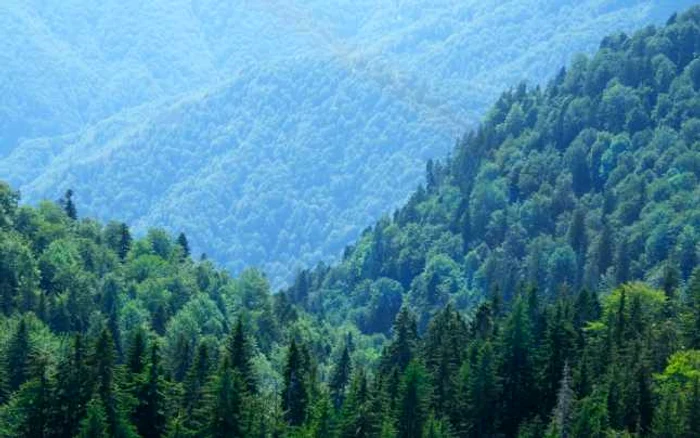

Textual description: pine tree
[540,300,577,413]
[168,333,192,382]
[310,390,337,438]
[282,339,310,427]
[397,360,431,438]
[133,343,167,438]
[201,358,247,438]
[127,327,147,375]
[49,334,93,438]
[500,296,536,436]
[77,397,110,438]
[330,343,352,409]
[688,268,700,349]
[61,189,77,220]
[182,343,210,432]
[177,233,190,260]
[227,318,256,394]
[651,389,684,438]
[464,341,500,438]
[571,389,609,438]
[381,306,419,374]
[339,368,375,438]
[6,318,31,392]
[14,359,52,438]
[686,377,700,438]
[118,223,132,261]
[548,363,574,438]
[92,328,121,436]
[597,219,614,276]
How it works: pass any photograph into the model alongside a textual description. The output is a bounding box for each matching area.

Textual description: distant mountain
[2,0,694,285]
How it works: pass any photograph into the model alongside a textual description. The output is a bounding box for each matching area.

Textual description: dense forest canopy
[2,3,700,438]
[1,0,693,287]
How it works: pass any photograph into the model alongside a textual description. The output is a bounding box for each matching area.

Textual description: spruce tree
[499,296,536,436]
[182,343,210,431]
[330,343,352,409]
[50,334,92,438]
[548,363,574,438]
[381,306,419,374]
[77,397,110,438]
[177,233,190,259]
[118,223,132,261]
[339,368,373,438]
[465,341,500,438]
[202,358,247,438]
[282,339,310,427]
[687,378,700,438]
[61,189,78,220]
[133,343,167,438]
[6,318,31,392]
[397,360,430,438]
[14,359,52,438]
[227,318,256,394]
[127,327,147,375]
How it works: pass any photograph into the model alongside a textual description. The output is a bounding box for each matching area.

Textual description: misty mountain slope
[2,58,453,282]
[2,0,695,285]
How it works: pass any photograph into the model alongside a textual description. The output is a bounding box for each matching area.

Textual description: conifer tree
[330,343,352,409]
[133,343,167,438]
[282,339,310,427]
[202,358,247,438]
[465,341,500,438]
[50,334,92,438]
[548,363,574,438]
[127,327,147,375]
[381,306,419,374]
[500,296,536,436]
[227,318,256,394]
[176,232,191,259]
[339,368,374,438]
[6,318,31,392]
[61,189,77,220]
[77,397,110,438]
[397,360,431,438]
[13,359,52,438]
[182,343,210,431]
[118,223,132,261]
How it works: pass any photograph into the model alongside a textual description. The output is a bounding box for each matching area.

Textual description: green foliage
[2,6,700,438]
[2,1,693,289]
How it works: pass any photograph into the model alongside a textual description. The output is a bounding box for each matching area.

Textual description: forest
[2,0,691,287]
[2,4,700,438]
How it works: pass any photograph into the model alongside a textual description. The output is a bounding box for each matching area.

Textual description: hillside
[2,5,700,437]
[2,0,694,286]
[288,4,700,333]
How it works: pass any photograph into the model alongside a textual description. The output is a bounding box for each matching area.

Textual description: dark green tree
[227,318,256,394]
[397,360,431,438]
[282,339,310,427]
[177,232,190,259]
[330,343,352,409]
[201,358,247,438]
[6,318,31,392]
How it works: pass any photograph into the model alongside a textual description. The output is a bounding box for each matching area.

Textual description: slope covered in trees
[290,5,700,333]
[1,0,692,286]
[3,4,700,438]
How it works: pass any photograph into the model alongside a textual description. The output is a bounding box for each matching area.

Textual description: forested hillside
[2,0,692,286]
[3,4,700,438]
[291,5,700,333]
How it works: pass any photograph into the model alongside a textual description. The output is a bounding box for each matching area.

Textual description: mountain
[288,3,700,333]
[2,4,700,437]
[2,0,694,286]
